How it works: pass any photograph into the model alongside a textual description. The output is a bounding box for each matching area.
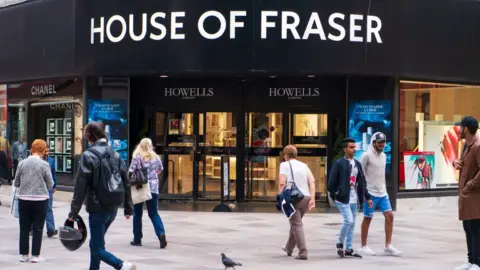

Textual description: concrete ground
[0,186,467,270]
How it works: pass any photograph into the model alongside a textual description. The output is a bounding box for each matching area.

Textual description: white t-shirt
[279,159,311,197]
[348,158,359,204]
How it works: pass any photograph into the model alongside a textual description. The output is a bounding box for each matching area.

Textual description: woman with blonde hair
[15,139,54,263]
[129,138,167,249]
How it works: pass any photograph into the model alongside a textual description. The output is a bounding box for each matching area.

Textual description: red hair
[31,139,47,156]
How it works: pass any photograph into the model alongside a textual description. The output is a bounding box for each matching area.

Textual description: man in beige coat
[454,116,480,270]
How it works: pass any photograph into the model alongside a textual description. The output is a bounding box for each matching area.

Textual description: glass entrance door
[245,112,285,200]
[291,113,328,200]
[158,112,196,199]
[197,112,237,200]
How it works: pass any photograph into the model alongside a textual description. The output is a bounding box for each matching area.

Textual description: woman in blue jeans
[129,138,167,249]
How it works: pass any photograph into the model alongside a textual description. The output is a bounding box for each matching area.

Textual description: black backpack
[87,147,125,209]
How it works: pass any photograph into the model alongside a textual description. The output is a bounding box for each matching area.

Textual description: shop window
[399,80,480,190]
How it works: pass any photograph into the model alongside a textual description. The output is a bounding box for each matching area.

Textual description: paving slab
[0,196,468,270]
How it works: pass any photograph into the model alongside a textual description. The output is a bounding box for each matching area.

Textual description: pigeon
[221,253,243,270]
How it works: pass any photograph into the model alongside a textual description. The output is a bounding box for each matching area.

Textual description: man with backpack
[69,122,135,270]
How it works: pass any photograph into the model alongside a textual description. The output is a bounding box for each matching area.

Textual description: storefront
[6,79,84,186]
[0,0,479,208]
[399,81,480,193]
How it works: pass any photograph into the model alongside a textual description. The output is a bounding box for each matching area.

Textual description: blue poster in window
[348,100,392,173]
[88,99,128,161]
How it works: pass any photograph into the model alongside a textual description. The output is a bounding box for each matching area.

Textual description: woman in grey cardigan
[14,139,54,263]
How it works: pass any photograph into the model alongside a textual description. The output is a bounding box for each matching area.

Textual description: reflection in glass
[167,113,194,147]
[248,113,283,147]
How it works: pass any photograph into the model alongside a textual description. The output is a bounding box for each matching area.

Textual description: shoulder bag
[130,156,148,185]
[287,161,305,204]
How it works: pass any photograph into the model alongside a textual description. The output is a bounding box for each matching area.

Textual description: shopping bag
[131,183,152,205]
[10,185,19,218]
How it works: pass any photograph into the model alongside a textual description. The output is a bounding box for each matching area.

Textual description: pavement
[0,184,468,270]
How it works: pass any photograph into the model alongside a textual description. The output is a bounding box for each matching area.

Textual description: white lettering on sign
[31,85,56,96]
[90,11,383,44]
[164,87,214,99]
[269,87,320,100]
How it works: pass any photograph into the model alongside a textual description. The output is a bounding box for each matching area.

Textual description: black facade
[0,0,479,208]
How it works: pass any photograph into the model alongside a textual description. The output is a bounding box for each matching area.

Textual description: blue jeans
[45,189,55,232]
[335,201,358,250]
[89,211,123,270]
[133,193,165,243]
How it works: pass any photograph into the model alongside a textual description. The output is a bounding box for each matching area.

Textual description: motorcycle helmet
[59,215,88,251]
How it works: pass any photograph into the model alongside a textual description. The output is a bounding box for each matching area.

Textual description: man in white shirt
[358,132,402,256]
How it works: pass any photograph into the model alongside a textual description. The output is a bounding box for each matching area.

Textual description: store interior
[156,111,328,201]
[400,80,480,190]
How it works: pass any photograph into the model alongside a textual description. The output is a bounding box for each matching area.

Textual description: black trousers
[463,219,480,265]
[19,199,48,256]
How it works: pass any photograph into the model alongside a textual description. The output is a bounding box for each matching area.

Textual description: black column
[390,78,400,210]
[236,100,245,203]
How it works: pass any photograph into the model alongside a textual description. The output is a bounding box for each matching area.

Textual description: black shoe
[130,241,142,246]
[159,234,167,249]
[345,249,362,258]
[47,230,58,238]
[336,243,345,258]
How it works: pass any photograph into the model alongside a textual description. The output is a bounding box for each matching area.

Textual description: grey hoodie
[360,132,388,197]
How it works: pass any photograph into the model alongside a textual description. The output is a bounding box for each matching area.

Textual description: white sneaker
[385,245,402,256]
[454,262,472,270]
[358,246,376,256]
[20,255,30,262]
[30,256,45,263]
[470,264,480,270]
[121,262,137,270]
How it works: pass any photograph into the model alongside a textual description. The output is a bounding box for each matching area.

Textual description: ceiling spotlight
[269,75,277,78]
[307,75,316,78]
[160,75,168,78]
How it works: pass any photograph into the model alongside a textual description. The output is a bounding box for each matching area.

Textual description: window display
[47,117,73,173]
[399,81,480,190]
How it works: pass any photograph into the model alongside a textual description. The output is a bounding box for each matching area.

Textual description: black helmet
[372,132,387,143]
[59,215,88,252]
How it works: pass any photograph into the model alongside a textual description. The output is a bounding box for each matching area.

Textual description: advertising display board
[403,151,435,190]
[348,100,392,172]
[88,99,128,161]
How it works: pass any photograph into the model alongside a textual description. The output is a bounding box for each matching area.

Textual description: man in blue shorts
[358,132,402,256]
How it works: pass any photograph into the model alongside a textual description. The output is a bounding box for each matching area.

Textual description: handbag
[10,186,19,219]
[131,183,152,205]
[287,161,304,204]
[130,158,148,185]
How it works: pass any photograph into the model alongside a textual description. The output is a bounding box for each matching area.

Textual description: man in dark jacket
[69,122,135,270]
[328,138,372,258]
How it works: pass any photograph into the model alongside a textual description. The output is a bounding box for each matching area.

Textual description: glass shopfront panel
[198,112,237,200]
[291,113,328,197]
[399,81,480,190]
[245,112,284,200]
